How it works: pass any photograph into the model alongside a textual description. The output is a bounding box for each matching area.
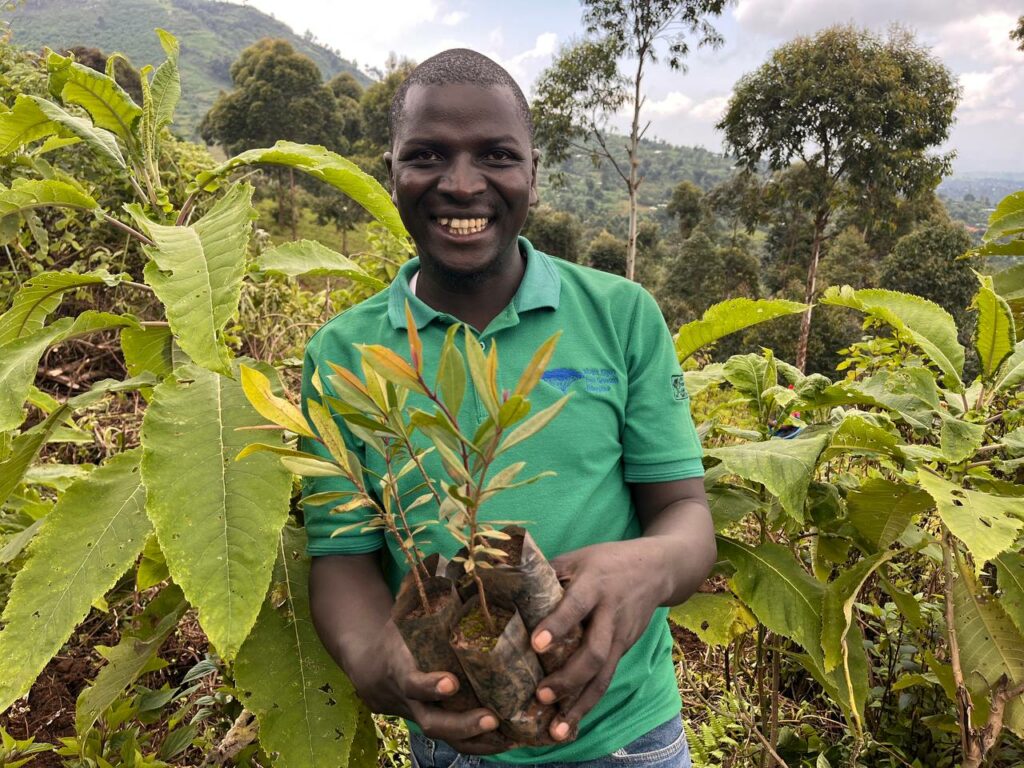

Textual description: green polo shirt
[299,238,703,763]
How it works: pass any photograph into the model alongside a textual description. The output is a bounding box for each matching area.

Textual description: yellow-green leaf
[239,365,314,438]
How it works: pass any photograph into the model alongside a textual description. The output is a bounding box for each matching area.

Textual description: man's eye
[409,150,441,162]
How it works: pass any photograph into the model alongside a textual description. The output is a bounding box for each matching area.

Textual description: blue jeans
[409,716,691,768]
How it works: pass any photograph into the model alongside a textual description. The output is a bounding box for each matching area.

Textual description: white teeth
[438,217,488,234]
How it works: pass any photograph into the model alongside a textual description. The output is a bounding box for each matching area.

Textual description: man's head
[388,49,533,149]
[384,49,539,280]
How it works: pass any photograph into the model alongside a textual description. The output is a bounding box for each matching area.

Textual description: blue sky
[230,0,1024,173]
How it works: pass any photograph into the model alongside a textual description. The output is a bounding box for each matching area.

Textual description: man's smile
[433,216,494,237]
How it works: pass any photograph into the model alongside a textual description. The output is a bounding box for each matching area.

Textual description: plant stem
[102,213,155,246]
[942,529,975,762]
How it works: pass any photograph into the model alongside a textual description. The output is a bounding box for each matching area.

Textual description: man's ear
[383,151,396,203]
[529,148,540,207]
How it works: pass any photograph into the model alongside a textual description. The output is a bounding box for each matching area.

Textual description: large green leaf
[0,269,123,346]
[0,312,140,432]
[973,274,1017,379]
[48,51,141,145]
[993,342,1024,395]
[75,584,187,734]
[937,413,986,464]
[822,552,893,673]
[140,29,180,165]
[718,537,868,720]
[996,552,1024,637]
[0,178,98,221]
[722,352,776,405]
[668,592,757,647]
[993,263,1024,303]
[823,412,904,463]
[257,239,386,289]
[953,560,1024,738]
[674,298,806,362]
[195,141,406,240]
[822,286,965,390]
[705,428,831,522]
[130,184,255,375]
[0,450,150,713]
[846,478,931,551]
[706,484,762,532]
[845,367,940,432]
[120,325,173,380]
[0,95,57,156]
[32,97,126,169]
[236,526,369,768]
[140,362,291,659]
[918,470,1023,564]
[983,191,1024,243]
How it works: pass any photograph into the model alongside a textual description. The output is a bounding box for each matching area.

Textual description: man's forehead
[396,83,529,141]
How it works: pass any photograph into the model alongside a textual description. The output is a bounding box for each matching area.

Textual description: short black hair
[389,48,533,146]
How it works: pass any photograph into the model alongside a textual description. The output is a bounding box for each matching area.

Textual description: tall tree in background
[1012,15,1024,50]
[200,38,345,236]
[533,0,729,282]
[718,25,958,371]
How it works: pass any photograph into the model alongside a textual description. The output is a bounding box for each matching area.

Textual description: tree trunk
[289,168,298,241]
[625,53,645,283]
[795,214,826,372]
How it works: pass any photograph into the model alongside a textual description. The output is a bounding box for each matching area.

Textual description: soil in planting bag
[450,595,557,745]
[392,572,480,712]
[476,526,583,674]
[421,551,448,578]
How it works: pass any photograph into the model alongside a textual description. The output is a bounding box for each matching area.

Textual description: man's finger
[536,607,614,702]
[400,669,462,702]
[413,704,502,743]
[532,583,596,654]
[551,655,621,742]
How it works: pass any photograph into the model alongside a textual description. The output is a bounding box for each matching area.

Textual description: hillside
[3,0,371,137]
[537,136,736,226]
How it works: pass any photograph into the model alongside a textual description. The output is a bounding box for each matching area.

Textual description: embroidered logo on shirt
[671,374,689,401]
[542,368,618,393]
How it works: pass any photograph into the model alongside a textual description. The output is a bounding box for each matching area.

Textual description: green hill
[3,0,371,137]
[537,136,736,225]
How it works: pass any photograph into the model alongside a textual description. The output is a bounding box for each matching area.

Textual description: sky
[229,0,1024,174]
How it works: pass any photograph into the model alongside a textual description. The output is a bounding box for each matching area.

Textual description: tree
[666,180,703,238]
[1013,15,1024,51]
[880,221,975,329]
[586,229,628,276]
[359,54,415,153]
[522,206,584,263]
[718,25,959,371]
[327,72,363,102]
[533,0,729,283]
[200,38,346,236]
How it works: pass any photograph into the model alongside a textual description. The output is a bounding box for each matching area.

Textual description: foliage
[521,206,583,264]
[533,0,729,281]
[0,29,403,766]
[719,24,959,370]
[4,0,368,137]
[676,199,1024,764]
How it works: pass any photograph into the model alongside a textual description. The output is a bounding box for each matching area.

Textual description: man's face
[385,83,539,277]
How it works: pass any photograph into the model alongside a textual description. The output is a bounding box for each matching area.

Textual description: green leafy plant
[0,30,411,767]
[674,200,1024,765]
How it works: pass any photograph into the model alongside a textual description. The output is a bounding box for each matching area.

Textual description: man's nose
[437,155,485,198]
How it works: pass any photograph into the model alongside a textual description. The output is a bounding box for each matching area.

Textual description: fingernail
[436,677,455,694]
[480,715,498,730]
[553,721,570,741]
[533,629,552,652]
[537,687,556,704]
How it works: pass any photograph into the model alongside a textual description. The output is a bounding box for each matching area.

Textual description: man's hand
[310,554,515,755]
[528,478,716,742]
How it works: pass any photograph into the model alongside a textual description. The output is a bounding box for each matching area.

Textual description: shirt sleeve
[620,287,704,483]
[299,333,385,556]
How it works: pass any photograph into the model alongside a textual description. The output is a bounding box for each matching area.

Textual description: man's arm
[308,552,513,754]
[528,477,716,741]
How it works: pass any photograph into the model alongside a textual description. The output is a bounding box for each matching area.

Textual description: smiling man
[300,49,715,768]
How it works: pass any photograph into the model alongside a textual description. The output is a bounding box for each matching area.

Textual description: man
[301,49,715,767]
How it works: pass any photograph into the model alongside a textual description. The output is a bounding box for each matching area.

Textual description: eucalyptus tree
[718,24,959,371]
[532,0,730,282]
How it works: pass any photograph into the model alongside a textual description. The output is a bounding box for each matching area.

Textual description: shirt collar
[387,236,561,330]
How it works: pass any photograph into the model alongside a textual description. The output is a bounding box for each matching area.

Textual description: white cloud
[500,32,559,87]
[644,91,694,117]
[934,12,1023,64]
[441,11,467,26]
[690,95,730,121]
[509,32,559,64]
